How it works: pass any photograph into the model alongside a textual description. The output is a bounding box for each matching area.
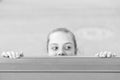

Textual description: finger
[6,51,12,59]
[107,52,112,58]
[1,51,9,58]
[101,51,106,57]
[95,53,99,57]
[104,51,108,58]
[11,51,16,59]
[15,51,23,58]
[112,53,116,57]
[16,52,20,58]
[100,51,104,57]
[1,51,6,57]
[19,51,24,57]
[97,52,101,57]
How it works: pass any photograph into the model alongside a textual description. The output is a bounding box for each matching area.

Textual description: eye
[51,46,59,51]
[64,45,72,50]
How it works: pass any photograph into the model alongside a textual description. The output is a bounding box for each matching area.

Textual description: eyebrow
[64,42,73,45]
[50,43,58,46]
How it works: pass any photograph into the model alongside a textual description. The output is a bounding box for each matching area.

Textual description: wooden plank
[0,57,120,72]
[0,57,120,80]
[0,73,120,80]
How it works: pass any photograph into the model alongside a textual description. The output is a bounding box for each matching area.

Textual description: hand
[95,51,116,58]
[1,51,24,59]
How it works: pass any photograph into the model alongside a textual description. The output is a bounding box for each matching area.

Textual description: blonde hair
[47,28,77,55]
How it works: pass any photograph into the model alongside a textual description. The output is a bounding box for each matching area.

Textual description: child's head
[47,28,77,56]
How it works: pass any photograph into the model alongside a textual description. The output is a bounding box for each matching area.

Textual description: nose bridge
[59,48,64,53]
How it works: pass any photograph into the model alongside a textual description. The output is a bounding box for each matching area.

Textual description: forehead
[49,32,74,44]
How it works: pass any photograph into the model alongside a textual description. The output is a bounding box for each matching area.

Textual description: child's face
[48,32,75,56]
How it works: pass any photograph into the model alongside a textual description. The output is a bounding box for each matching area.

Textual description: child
[1,28,116,58]
[47,28,77,56]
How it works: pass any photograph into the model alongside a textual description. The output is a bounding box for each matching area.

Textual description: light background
[0,0,120,57]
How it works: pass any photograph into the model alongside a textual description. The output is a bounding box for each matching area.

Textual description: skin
[48,31,76,56]
[96,51,116,58]
[1,51,23,59]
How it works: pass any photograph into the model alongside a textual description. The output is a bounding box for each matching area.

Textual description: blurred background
[0,0,120,57]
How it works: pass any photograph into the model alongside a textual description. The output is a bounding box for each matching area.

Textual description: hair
[47,28,77,55]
